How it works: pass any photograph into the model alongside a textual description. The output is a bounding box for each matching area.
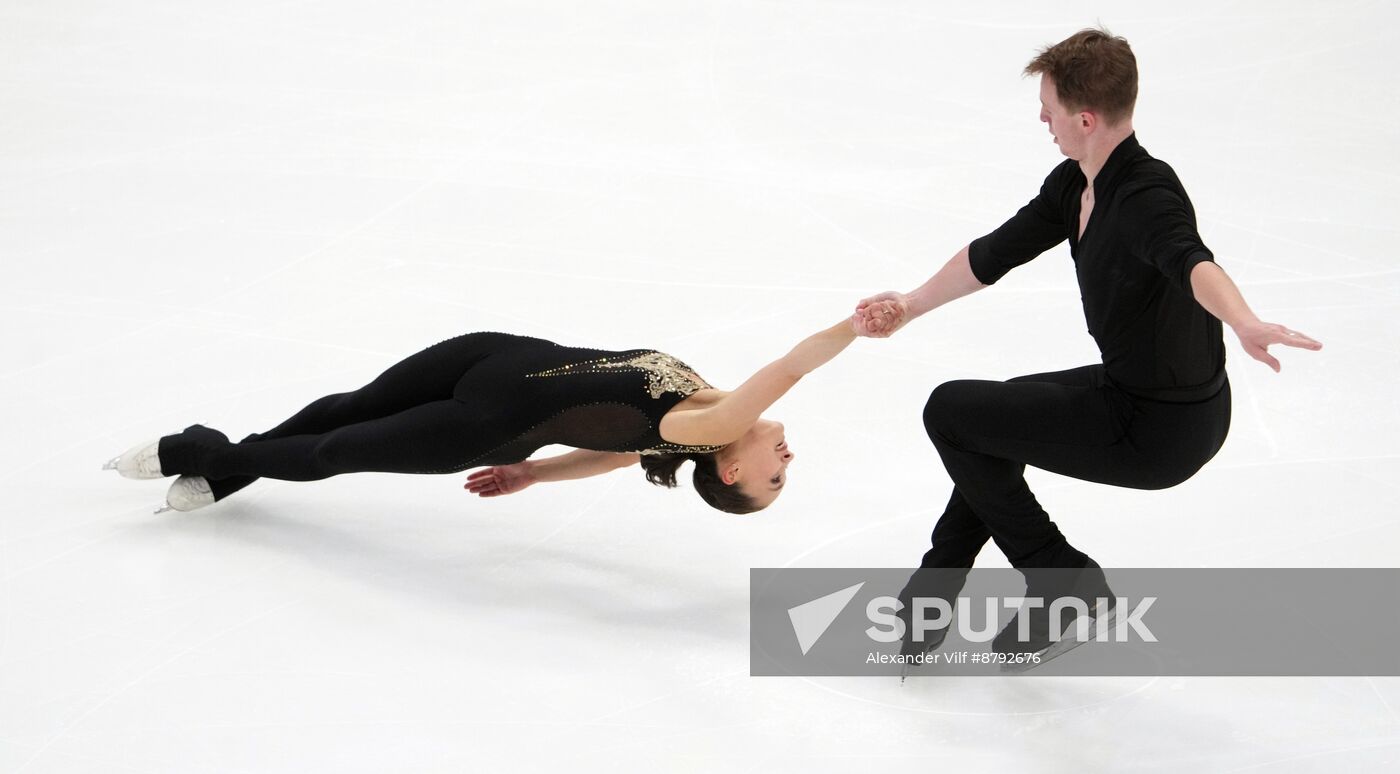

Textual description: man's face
[1038,75,1087,160]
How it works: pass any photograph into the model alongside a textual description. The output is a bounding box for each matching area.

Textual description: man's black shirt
[968,133,1226,402]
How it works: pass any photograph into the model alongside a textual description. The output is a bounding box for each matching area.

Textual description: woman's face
[720,418,794,509]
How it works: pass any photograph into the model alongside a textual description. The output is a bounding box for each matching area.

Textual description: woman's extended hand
[464,462,537,497]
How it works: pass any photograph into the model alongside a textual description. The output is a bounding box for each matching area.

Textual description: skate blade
[1000,604,1119,674]
[154,502,174,514]
[106,438,165,479]
[896,631,948,683]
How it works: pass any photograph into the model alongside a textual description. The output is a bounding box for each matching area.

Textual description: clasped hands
[850,291,911,338]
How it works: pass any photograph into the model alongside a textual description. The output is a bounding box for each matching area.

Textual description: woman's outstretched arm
[465,450,639,497]
[661,316,860,446]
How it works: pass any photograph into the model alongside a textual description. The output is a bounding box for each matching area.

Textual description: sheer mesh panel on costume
[465,403,656,468]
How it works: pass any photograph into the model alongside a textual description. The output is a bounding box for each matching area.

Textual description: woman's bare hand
[464,462,537,497]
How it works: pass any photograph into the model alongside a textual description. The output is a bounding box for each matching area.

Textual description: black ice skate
[993,559,1118,674]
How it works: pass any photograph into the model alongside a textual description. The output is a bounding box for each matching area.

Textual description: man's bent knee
[923,380,986,443]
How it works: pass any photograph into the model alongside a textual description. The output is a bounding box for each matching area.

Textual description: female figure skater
[104,308,891,515]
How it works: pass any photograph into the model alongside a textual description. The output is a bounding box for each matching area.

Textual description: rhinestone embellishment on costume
[525,350,713,400]
[638,442,726,456]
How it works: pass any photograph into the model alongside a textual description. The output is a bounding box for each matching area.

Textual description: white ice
[3,0,1399,771]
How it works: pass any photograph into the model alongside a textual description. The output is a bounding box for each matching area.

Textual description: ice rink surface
[3,0,1399,771]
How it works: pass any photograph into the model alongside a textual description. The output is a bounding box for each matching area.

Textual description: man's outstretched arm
[855,164,1074,338]
[854,246,988,337]
[1189,261,1322,372]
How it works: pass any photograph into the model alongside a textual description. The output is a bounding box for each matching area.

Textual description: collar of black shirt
[1082,132,1144,198]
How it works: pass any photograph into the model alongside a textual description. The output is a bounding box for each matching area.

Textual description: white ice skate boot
[102,438,165,479]
[155,475,215,514]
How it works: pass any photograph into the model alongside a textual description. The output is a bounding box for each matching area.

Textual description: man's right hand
[464,462,537,497]
[854,291,911,338]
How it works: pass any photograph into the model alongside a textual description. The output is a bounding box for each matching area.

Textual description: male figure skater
[854,28,1322,665]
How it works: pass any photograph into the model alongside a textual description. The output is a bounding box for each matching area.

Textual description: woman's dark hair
[639,452,761,514]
